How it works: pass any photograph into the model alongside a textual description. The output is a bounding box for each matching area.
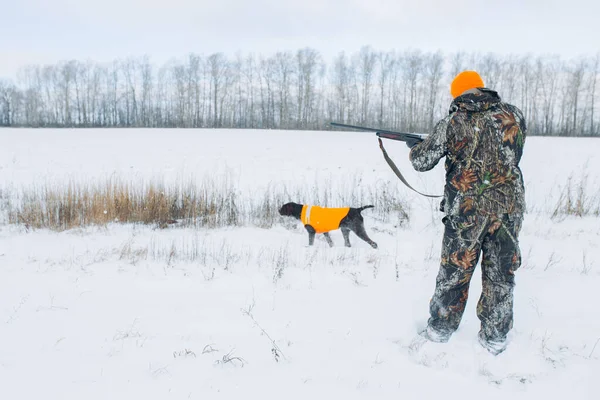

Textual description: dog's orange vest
[300,205,350,234]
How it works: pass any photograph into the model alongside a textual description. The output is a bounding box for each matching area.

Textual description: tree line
[0,47,598,136]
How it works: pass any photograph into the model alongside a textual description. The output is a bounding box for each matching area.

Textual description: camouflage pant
[428,213,522,341]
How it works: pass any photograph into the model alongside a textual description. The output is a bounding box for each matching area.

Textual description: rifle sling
[377,138,443,199]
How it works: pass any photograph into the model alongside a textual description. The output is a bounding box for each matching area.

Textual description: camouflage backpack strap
[377,138,442,198]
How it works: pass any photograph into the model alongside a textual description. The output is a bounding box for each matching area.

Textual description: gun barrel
[330,122,383,133]
[329,122,427,141]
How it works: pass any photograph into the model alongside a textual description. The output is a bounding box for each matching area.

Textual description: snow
[0,128,599,399]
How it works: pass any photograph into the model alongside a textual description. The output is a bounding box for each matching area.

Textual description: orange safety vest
[300,205,350,234]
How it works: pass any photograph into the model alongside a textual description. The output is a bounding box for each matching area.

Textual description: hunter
[408,70,527,355]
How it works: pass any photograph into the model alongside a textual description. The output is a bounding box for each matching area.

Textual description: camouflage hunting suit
[410,88,526,343]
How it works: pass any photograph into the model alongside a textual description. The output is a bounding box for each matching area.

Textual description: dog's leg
[323,232,334,247]
[341,227,352,247]
[305,225,316,246]
[353,223,378,249]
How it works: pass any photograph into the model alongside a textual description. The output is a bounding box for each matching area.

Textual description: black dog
[278,202,378,249]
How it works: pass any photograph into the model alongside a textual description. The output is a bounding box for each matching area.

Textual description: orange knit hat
[450,70,485,98]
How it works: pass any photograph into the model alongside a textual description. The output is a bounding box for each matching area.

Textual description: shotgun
[329,122,428,143]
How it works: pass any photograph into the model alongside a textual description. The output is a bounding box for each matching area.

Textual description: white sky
[1,0,599,78]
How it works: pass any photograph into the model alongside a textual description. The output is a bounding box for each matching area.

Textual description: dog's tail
[358,205,375,213]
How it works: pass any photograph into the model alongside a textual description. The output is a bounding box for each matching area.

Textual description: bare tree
[274,52,294,128]
[403,50,423,131]
[424,51,444,130]
[208,53,229,128]
[139,55,153,127]
[376,51,394,126]
[331,51,351,123]
[567,59,586,136]
[587,53,599,136]
[296,48,320,128]
[449,51,467,78]
[1,48,599,136]
[0,80,16,126]
[477,53,502,90]
[357,46,376,124]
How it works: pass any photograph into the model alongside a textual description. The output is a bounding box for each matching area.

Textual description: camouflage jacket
[410,88,526,218]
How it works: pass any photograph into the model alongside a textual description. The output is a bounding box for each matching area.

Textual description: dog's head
[278,202,300,217]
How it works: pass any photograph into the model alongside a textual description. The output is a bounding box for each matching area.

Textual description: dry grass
[7,177,239,231]
[2,175,410,231]
[551,172,600,219]
[6,167,598,232]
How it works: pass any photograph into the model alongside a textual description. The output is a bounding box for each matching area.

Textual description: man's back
[411,88,527,218]
[412,71,526,355]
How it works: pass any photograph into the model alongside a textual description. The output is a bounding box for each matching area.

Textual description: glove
[405,138,420,149]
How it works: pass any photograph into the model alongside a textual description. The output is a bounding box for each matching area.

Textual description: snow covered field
[1,128,599,399]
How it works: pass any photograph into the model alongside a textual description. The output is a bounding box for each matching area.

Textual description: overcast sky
[1,0,599,78]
